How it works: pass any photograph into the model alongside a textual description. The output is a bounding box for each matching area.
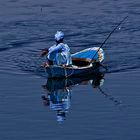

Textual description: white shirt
[47,43,72,65]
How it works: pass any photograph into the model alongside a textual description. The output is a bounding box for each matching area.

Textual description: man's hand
[40,48,49,57]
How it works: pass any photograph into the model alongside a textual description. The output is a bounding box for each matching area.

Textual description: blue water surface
[0,0,140,140]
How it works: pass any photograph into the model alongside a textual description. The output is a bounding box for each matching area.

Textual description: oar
[91,16,128,61]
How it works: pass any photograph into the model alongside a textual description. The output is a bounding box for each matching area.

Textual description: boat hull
[45,62,102,78]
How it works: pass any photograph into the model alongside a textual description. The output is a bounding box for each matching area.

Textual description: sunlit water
[0,0,140,140]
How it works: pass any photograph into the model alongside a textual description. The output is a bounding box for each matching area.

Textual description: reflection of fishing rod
[98,87,122,106]
[91,16,128,61]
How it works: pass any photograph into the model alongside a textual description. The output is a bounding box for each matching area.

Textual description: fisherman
[41,31,72,66]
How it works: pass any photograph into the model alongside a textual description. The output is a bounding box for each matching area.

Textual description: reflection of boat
[44,72,104,91]
[45,47,105,78]
[41,73,104,123]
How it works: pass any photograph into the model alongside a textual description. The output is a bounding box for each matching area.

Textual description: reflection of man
[42,95,50,106]
[57,110,66,123]
[42,87,71,123]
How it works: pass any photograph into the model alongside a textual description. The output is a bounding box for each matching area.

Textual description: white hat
[55,31,64,41]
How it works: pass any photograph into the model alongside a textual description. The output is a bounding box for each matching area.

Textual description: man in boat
[41,31,72,66]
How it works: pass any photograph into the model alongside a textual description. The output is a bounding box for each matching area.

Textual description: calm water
[0,0,140,139]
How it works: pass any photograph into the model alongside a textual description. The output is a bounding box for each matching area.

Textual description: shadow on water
[41,73,123,123]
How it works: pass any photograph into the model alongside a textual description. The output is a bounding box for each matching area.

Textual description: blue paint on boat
[72,49,98,60]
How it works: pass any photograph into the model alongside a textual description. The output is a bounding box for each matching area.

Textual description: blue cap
[55,31,64,41]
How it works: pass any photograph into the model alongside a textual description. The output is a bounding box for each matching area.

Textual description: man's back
[48,43,72,66]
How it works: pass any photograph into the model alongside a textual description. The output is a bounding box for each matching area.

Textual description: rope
[64,65,75,78]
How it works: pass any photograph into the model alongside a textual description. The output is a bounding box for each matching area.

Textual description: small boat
[45,47,105,78]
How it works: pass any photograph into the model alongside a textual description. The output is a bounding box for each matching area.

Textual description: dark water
[0,0,140,139]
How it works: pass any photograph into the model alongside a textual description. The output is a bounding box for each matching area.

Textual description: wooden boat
[45,47,105,78]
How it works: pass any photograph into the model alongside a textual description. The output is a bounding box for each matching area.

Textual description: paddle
[91,16,128,61]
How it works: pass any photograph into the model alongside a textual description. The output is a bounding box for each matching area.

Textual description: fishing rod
[91,16,128,61]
